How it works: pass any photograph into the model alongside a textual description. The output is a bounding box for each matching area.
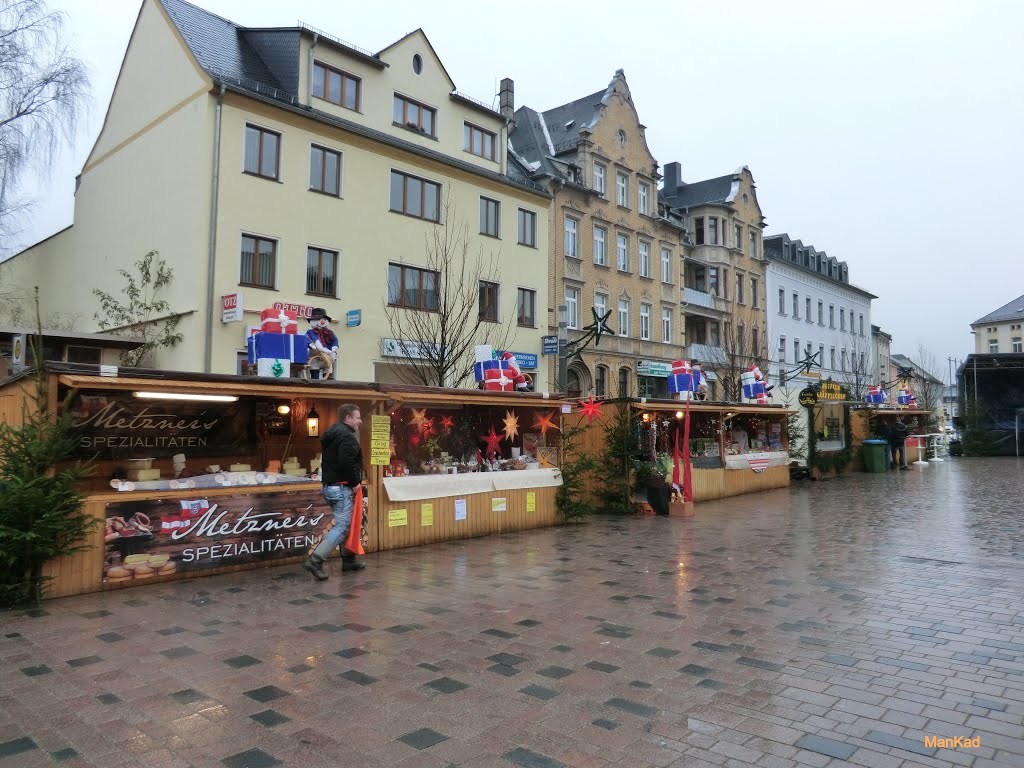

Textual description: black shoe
[303,554,328,580]
[900,465,910,471]
[340,549,366,572]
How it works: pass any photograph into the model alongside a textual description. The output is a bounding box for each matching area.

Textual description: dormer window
[312,61,360,111]
[393,94,436,137]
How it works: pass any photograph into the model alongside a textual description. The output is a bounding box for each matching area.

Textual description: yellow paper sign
[371,415,391,430]
[421,503,433,527]
[492,497,507,513]
[526,492,536,513]
[370,415,392,466]
[388,509,408,527]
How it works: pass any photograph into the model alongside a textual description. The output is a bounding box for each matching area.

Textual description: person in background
[889,417,910,471]
[304,403,366,580]
[875,419,893,469]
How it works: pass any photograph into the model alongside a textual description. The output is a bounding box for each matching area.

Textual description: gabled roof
[972,292,1024,325]
[376,28,455,91]
[540,87,608,153]
[160,0,290,90]
[662,173,735,209]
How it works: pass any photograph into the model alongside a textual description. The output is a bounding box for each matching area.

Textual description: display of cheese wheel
[157,563,177,575]
[107,575,132,583]
[133,564,153,575]
[124,554,149,565]
[106,566,130,579]
[148,554,170,566]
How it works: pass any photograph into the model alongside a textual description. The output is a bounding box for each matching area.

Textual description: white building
[764,234,877,460]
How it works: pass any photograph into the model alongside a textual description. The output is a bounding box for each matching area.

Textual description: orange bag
[343,484,365,555]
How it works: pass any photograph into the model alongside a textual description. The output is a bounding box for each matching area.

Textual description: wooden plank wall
[374,487,559,551]
[40,499,107,599]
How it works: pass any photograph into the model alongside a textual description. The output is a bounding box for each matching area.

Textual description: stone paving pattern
[1,458,1022,767]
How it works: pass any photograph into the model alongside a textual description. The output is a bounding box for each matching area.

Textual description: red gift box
[483,368,514,391]
[671,359,690,375]
[260,308,298,334]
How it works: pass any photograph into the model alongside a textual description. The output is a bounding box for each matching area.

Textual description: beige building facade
[5,0,550,385]
[510,71,687,398]
[661,164,768,400]
[971,292,1024,354]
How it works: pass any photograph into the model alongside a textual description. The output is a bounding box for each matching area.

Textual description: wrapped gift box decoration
[473,358,502,381]
[897,388,912,406]
[483,367,514,391]
[866,385,886,404]
[260,308,299,334]
[256,358,290,377]
[668,372,693,394]
[247,332,309,365]
[474,344,495,363]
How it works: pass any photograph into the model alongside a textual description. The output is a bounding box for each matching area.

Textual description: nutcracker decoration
[304,308,338,380]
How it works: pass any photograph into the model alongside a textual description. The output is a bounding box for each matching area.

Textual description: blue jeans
[313,484,353,559]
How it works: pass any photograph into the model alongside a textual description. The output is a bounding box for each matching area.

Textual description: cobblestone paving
[2,458,1023,767]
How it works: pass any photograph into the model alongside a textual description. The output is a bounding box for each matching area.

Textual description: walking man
[889,418,910,471]
[304,403,366,580]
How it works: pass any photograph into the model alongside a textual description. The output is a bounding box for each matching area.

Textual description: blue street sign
[541,335,558,355]
[504,351,538,370]
[346,309,361,327]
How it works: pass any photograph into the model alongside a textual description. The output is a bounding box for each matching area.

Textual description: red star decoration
[440,415,454,429]
[532,410,560,438]
[577,395,604,423]
[480,426,503,460]
[420,417,436,437]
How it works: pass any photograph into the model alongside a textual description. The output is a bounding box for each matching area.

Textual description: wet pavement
[1,457,1022,768]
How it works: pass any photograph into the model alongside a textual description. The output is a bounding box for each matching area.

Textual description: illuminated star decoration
[480,426,503,460]
[420,417,436,437]
[440,415,454,430]
[532,410,560,438]
[577,395,604,424]
[409,408,428,432]
[502,409,520,442]
[565,307,616,363]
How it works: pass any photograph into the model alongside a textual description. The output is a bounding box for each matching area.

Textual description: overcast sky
[15,0,1024,381]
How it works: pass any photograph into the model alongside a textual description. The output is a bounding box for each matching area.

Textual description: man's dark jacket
[321,422,362,486]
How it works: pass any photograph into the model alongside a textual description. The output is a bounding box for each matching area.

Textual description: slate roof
[972,292,1024,325]
[661,173,735,209]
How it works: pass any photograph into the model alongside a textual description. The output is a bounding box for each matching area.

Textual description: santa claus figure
[304,307,338,380]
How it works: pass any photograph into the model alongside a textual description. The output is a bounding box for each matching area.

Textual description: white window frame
[662,307,672,342]
[616,172,628,207]
[616,233,629,272]
[593,227,607,266]
[566,287,579,330]
[564,217,579,258]
[593,162,606,195]
[638,241,651,278]
[618,298,630,337]
[660,248,671,283]
[594,292,608,322]
[638,181,650,215]
[639,302,651,340]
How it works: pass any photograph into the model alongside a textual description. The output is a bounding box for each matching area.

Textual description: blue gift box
[742,381,765,399]
[668,372,693,393]
[247,332,309,365]
[473,359,504,381]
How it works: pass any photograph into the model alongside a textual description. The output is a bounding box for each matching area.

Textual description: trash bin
[861,439,888,473]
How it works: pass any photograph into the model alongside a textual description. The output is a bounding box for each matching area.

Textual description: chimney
[663,161,681,194]
[499,77,514,121]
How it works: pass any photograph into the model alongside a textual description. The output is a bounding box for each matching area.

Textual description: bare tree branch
[383,193,520,387]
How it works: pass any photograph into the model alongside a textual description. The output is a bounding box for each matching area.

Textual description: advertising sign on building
[505,351,538,370]
[637,360,672,377]
[381,337,442,360]
[542,335,559,355]
[272,302,316,319]
[817,380,849,401]
[221,293,243,323]
[101,489,328,584]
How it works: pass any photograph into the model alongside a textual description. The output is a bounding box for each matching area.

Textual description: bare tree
[842,333,873,401]
[0,0,89,246]
[714,321,770,402]
[383,196,518,387]
[913,345,944,428]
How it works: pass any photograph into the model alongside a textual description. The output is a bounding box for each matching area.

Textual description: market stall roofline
[624,398,795,416]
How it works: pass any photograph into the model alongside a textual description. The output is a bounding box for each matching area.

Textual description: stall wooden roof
[627,398,795,416]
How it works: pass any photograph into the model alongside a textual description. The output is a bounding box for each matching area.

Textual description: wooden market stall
[2,363,566,599]
[851,406,933,470]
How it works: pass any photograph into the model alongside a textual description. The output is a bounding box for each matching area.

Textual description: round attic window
[412,54,423,74]
[617,129,627,145]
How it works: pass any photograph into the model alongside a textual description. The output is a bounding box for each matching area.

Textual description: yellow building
[509,71,687,398]
[661,163,768,400]
[5,0,550,385]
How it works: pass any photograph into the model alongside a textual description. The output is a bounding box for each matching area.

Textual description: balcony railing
[684,343,727,365]
[683,287,714,308]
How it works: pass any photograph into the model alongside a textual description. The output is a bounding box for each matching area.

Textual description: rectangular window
[639,303,651,340]
[792,292,799,318]
[751,277,759,308]
[312,61,360,111]
[830,347,836,369]
[819,343,824,366]
[694,217,705,245]
[778,288,785,314]
[708,217,719,245]
[639,182,650,215]
[818,300,824,324]
[517,209,536,246]
[859,314,864,336]
[734,223,742,251]
[616,172,628,206]
[752,327,759,354]
[564,217,579,258]
[309,145,341,196]
[735,274,744,304]
[661,248,671,283]
[806,297,812,323]
[594,292,608,322]
[616,233,629,271]
[829,304,835,328]
[778,335,786,363]
[393,94,436,136]
[793,338,800,364]
[388,263,438,310]
[240,234,276,289]
[244,124,280,180]
[618,298,630,337]
[478,280,499,322]
[517,288,537,327]
[662,308,672,342]
[595,365,607,396]
[710,321,720,347]
[840,308,846,331]
[593,163,606,195]
[721,268,729,300]
[749,230,758,258]
[638,241,651,278]
[988,340,998,353]
[593,227,607,266]
[389,170,441,221]
[565,287,579,329]
[480,197,500,237]
[463,122,496,160]
[841,349,848,372]
[708,267,719,296]
[1012,337,1022,353]
[305,247,337,297]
